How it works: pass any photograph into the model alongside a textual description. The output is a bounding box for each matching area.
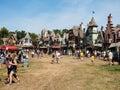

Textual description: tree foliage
[15,30,26,40]
[29,32,38,40]
[48,30,52,34]
[0,27,9,38]
[29,32,38,45]
[53,29,61,34]
[0,26,71,45]
[62,29,69,33]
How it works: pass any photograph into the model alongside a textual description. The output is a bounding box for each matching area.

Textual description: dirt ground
[0,55,120,90]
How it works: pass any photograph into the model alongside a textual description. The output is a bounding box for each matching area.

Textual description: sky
[0,0,120,33]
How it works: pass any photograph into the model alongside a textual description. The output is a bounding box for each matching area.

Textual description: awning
[1,45,18,50]
[61,45,67,47]
[22,45,35,48]
[52,45,60,48]
[40,46,47,48]
[93,44,102,47]
[109,42,120,48]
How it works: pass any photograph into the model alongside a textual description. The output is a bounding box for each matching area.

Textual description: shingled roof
[20,33,31,41]
[88,17,98,27]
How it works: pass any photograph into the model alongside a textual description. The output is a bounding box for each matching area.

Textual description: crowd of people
[68,49,120,66]
[0,49,46,86]
[0,48,120,86]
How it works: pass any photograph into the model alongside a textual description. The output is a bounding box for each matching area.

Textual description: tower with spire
[104,13,114,44]
[86,16,98,45]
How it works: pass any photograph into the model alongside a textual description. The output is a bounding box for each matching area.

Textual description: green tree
[53,29,62,37]
[29,32,38,45]
[53,29,61,34]
[15,30,26,40]
[29,32,38,40]
[0,27,9,38]
[62,29,69,33]
[48,30,52,34]
[0,39,3,45]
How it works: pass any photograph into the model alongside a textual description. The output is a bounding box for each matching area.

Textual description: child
[80,51,84,60]
[91,54,95,65]
[51,52,55,64]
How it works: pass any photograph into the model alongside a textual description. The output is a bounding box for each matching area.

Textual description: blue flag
[92,11,95,14]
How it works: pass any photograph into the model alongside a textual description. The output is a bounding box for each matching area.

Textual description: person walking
[108,50,113,66]
[7,53,20,86]
[56,51,61,64]
[31,50,35,58]
[51,51,55,64]
[90,54,95,65]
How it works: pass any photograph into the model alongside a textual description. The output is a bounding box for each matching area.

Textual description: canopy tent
[1,45,18,50]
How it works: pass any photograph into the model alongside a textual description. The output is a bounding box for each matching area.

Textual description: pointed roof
[80,22,84,31]
[12,33,17,41]
[41,28,48,36]
[72,26,79,36]
[108,13,112,18]
[88,17,98,27]
[51,31,55,37]
[24,33,31,39]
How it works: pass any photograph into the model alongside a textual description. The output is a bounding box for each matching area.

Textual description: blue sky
[0,0,120,33]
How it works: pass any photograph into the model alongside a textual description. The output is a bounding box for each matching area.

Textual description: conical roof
[88,17,98,27]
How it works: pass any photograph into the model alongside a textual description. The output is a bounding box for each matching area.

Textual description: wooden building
[2,33,17,46]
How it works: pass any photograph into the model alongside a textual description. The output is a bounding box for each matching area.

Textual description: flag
[92,11,95,14]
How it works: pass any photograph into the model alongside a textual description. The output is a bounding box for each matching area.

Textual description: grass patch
[100,65,120,72]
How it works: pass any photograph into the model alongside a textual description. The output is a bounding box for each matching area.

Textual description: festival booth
[1,45,18,50]
[0,46,18,65]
